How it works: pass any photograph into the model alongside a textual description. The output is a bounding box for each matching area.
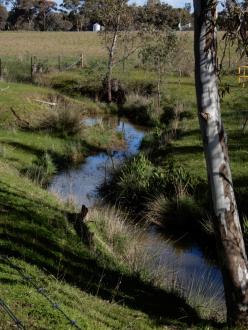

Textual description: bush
[38,71,102,99]
[103,153,200,212]
[124,80,157,96]
[115,153,155,202]
[64,141,84,164]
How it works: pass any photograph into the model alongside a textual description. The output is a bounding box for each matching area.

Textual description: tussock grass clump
[121,93,160,126]
[104,154,200,212]
[145,195,204,232]
[86,206,225,322]
[183,270,225,322]
[87,206,150,274]
[22,152,56,186]
[40,106,82,136]
[103,153,157,208]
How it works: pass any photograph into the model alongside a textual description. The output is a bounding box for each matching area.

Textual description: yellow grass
[0,31,106,58]
[0,31,243,74]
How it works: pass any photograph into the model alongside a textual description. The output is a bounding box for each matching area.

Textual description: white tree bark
[194,0,248,326]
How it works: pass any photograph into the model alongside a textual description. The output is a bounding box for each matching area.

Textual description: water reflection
[49,117,145,207]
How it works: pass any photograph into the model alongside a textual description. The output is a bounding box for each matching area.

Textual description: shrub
[103,154,200,212]
[161,161,197,198]
[124,80,157,96]
[115,153,155,202]
[64,141,84,164]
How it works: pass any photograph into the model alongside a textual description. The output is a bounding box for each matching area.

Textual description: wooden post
[0,58,2,80]
[30,56,33,81]
[80,53,84,68]
[58,55,61,71]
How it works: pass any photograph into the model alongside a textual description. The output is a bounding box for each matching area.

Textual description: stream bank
[49,115,225,318]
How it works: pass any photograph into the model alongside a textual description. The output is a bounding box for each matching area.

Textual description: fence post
[80,53,84,68]
[58,55,61,71]
[30,56,33,81]
[0,58,2,80]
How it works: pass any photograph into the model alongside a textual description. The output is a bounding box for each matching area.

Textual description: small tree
[0,4,7,30]
[87,0,134,103]
[139,28,177,110]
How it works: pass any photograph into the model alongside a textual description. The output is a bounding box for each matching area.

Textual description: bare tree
[91,0,131,102]
[193,0,248,326]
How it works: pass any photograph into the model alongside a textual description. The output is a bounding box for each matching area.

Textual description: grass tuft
[40,105,82,136]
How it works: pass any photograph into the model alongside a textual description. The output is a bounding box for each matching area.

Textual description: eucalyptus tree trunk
[193,0,248,326]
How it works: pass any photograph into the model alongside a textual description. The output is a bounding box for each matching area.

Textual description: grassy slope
[0,163,166,330]
[0,259,161,330]
[165,75,248,216]
[0,162,215,329]
[0,81,213,329]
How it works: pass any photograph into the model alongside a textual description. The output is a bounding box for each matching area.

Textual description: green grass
[117,70,248,218]
[0,81,110,128]
[0,148,212,330]
[0,32,245,328]
[0,258,170,330]
[0,77,228,329]
[164,76,248,215]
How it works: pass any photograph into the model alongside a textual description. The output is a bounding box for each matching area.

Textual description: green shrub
[39,71,102,99]
[103,154,201,211]
[124,80,157,96]
[116,153,155,200]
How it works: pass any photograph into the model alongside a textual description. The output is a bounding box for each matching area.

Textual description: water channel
[49,115,225,312]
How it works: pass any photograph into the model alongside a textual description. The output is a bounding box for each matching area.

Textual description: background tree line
[0,0,193,31]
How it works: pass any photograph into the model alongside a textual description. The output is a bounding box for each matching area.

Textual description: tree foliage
[0,0,193,31]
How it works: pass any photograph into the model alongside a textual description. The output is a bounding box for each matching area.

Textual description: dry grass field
[0,31,243,71]
[0,31,106,58]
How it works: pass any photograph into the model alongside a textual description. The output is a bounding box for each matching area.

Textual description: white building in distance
[93,23,101,32]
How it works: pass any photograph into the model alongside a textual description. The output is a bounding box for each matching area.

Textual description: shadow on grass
[0,180,224,329]
[1,137,117,170]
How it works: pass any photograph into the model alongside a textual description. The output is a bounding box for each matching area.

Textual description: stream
[49,115,225,310]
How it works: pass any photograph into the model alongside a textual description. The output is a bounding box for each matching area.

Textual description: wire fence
[0,255,82,330]
[0,298,26,330]
[0,54,83,82]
